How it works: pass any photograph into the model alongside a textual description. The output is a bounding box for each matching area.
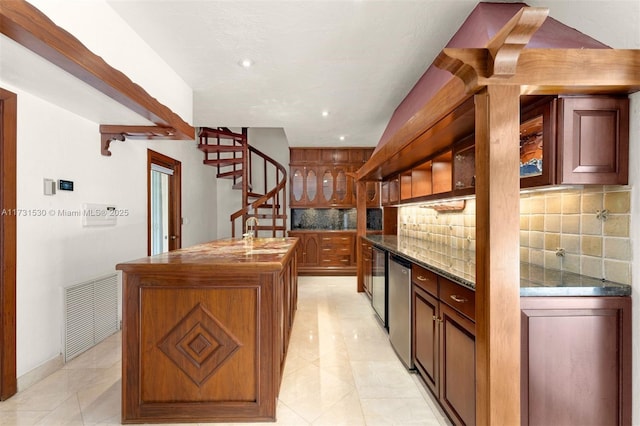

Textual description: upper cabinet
[290,148,375,208]
[381,95,630,206]
[557,96,629,185]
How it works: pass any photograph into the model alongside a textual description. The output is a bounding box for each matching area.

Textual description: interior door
[147,150,181,255]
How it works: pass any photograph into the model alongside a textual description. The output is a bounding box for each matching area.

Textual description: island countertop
[365,234,631,297]
[116,237,298,274]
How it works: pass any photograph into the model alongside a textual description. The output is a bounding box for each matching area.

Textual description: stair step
[204,158,243,167]
[198,144,244,153]
[232,182,252,190]
[217,170,243,179]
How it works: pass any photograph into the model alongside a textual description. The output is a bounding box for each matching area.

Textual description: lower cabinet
[412,264,476,426]
[521,296,631,426]
[288,231,356,275]
[411,265,632,426]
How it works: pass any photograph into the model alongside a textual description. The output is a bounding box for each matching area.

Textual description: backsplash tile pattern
[398,186,632,285]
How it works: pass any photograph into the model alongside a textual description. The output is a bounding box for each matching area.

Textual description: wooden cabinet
[289,231,320,267]
[521,296,631,426]
[290,148,373,208]
[290,166,319,206]
[319,232,354,267]
[557,96,629,185]
[380,95,630,206]
[289,231,355,275]
[364,181,380,207]
[361,238,373,298]
[412,264,476,426]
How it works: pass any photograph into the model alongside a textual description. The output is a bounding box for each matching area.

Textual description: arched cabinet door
[335,168,348,204]
[291,167,304,205]
[321,169,334,204]
[306,168,318,204]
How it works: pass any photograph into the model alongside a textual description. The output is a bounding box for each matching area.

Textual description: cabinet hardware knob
[432,315,437,321]
[416,275,427,281]
[450,295,467,303]
[437,317,443,323]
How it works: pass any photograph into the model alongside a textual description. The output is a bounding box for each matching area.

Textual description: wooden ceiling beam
[437,48,640,94]
[0,0,195,142]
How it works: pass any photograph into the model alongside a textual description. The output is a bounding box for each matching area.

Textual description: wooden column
[474,85,521,425]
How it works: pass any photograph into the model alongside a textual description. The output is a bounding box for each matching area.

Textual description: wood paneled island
[116,237,298,424]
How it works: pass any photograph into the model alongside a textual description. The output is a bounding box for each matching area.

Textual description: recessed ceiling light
[322,111,329,117]
[339,136,345,141]
[240,59,253,68]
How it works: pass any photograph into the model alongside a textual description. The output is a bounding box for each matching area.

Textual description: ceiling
[3,1,639,149]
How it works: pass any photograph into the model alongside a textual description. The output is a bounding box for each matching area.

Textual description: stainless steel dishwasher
[388,254,413,369]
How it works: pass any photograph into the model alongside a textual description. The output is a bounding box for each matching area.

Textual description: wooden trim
[0,88,17,400]
[147,150,182,256]
[356,180,367,292]
[0,0,194,140]
[485,7,549,77]
[474,86,521,425]
[99,125,179,156]
[437,48,640,94]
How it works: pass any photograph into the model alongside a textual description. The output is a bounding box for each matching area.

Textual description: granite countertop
[365,235,631,297]
[116,237,298,273]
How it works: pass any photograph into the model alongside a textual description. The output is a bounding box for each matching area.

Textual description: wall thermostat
[59,180,74,191]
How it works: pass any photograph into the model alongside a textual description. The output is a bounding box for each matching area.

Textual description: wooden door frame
[147,150,182,255]
[0,88,17,400]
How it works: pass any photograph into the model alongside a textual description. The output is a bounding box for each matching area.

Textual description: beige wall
[398,185,632,285]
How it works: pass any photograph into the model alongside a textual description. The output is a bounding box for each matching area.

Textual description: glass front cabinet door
[520,97,556,188]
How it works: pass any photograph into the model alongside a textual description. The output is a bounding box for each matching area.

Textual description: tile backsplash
[398,186,632,285]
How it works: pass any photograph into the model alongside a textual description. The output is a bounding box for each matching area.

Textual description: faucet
[244,216,259,240]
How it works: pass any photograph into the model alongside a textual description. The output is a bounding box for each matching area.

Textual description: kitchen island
[116,237,298,424]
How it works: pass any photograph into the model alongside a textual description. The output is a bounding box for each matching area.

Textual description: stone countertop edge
[365,235,631,297]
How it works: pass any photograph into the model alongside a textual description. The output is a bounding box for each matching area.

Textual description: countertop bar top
[116,237,298,273]
[365,235,631,297]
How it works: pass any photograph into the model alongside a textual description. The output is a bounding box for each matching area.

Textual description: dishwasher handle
[390,254,412,269]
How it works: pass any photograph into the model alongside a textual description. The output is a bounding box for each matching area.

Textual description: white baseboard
[17,354,64,392]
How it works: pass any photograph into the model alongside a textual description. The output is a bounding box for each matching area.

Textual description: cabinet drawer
[320,235,353,245]
[321,255,351,266]
[440,277,475,321]
[321,246,352,255]
[412,264,438,297]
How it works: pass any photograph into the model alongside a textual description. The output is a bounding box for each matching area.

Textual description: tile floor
[0,276,450,425]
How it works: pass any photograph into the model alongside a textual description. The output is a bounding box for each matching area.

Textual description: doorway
[147,150,181,255]
[0,88,17,400]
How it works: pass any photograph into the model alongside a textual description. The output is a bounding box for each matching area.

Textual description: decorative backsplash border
[398,185,632,285]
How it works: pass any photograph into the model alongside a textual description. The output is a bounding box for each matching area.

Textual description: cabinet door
[439,303,475,426]
[558,96,629,185]
[453,135,475,195]
[413,285,439,396]
[320,168,334,205]
[305,167,318,205]
[303,234,320,267]
[365,181,380,207]
[334,166,350,205]
[290,167,305,206]
[520,97,556,188]
[361,239,372,297]
[521,296,631,426]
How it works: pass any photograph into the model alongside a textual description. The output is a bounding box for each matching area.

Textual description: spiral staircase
[198,127,287,238]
